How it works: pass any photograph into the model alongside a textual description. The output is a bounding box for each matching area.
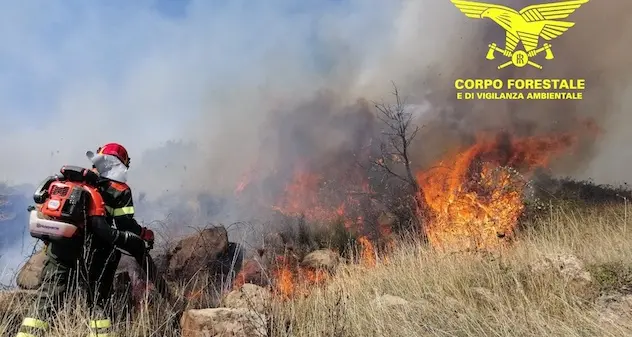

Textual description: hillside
[0,115,627,336]
[266,204,632,337]
[1,200,632,336]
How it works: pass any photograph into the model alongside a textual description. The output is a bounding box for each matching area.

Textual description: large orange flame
[417,132,578,252]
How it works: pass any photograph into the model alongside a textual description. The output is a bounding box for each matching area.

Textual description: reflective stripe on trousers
[89,319,113,337]
[15,317,48,337]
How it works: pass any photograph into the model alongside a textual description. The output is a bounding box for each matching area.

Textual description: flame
[272,169,336,223]
[229,115,599,298]
[272,163,371,233]
[417,132,578,252]
[231,159,383,299]
[234,164,259,196]
[272,256,330,300]
[233,273,246,290]
[358,236,376,268]
[275,261,296,299]
[234,178,250,195]
[255,235,376,300]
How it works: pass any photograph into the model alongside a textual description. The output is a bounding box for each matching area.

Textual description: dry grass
[269,204,632,337]
[2,204,632,336]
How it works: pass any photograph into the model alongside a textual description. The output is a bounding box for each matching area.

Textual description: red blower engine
[29,166,102,242]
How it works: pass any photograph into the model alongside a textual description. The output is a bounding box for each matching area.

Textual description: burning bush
[227,87,604,300]
[416,132,579,252]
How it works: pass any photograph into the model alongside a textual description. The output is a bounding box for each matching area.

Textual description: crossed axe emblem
[485,42,554,69]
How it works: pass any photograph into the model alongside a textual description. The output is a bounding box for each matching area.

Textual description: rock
[167,226,229,281]
[17,249,47,290]
[151,249,171,276]
[300,249,340,272]
[222,283,271,314]
[180,308,267,337]
[372,294,409,307]
[529,253,592,285]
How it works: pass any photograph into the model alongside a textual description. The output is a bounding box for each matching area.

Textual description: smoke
[177,0,632,221]
[0,0,448,276]
[169,0,479,199]
[0,184,37,285]
[1,0,631,278]
[424,0,632,178]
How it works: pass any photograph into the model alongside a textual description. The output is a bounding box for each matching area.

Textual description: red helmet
[97,143,131,168]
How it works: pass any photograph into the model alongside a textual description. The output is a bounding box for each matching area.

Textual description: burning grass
[266,204,632,337]
[3,203,632,336]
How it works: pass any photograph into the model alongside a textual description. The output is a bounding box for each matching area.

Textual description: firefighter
[86,143,175,333]
[15,170,151,337]
[15,143,167,337]
[83,142,152,336]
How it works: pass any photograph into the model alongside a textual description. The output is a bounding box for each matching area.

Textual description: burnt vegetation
[235,84,627,266]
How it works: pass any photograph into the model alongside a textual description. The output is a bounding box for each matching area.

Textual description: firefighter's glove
[140,227,155,250]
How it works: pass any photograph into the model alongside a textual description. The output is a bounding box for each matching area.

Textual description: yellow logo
[450,0,589,70]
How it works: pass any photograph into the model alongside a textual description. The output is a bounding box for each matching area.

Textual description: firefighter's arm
[108,188,154,248]
[107,188,142,234]
[114,214,142,235]
[87,216,146,257]
[83,185,147,257]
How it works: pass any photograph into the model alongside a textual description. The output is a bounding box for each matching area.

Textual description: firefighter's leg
[87,245,121,337]
[16,242,79,337]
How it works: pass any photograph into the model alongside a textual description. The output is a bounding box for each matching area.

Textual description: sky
[0,0,394,186]
[0,0,198,183]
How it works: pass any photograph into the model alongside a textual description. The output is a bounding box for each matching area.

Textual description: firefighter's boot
[14,317,48,337]
[89,318,113,337]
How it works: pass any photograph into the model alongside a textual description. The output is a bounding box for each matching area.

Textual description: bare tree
[373,84,420,187]
[372,82,428,223]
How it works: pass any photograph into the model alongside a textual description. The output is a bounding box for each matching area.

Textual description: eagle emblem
[450,0,589,69]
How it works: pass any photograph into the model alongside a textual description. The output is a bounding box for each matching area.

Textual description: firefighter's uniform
[17,180,142,337]
[16,144,150,337]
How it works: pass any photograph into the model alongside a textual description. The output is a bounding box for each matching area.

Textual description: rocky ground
[3,204,632,336]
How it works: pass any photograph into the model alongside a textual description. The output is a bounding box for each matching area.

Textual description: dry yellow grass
[2,203,632,336]
[271,204,632,337]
